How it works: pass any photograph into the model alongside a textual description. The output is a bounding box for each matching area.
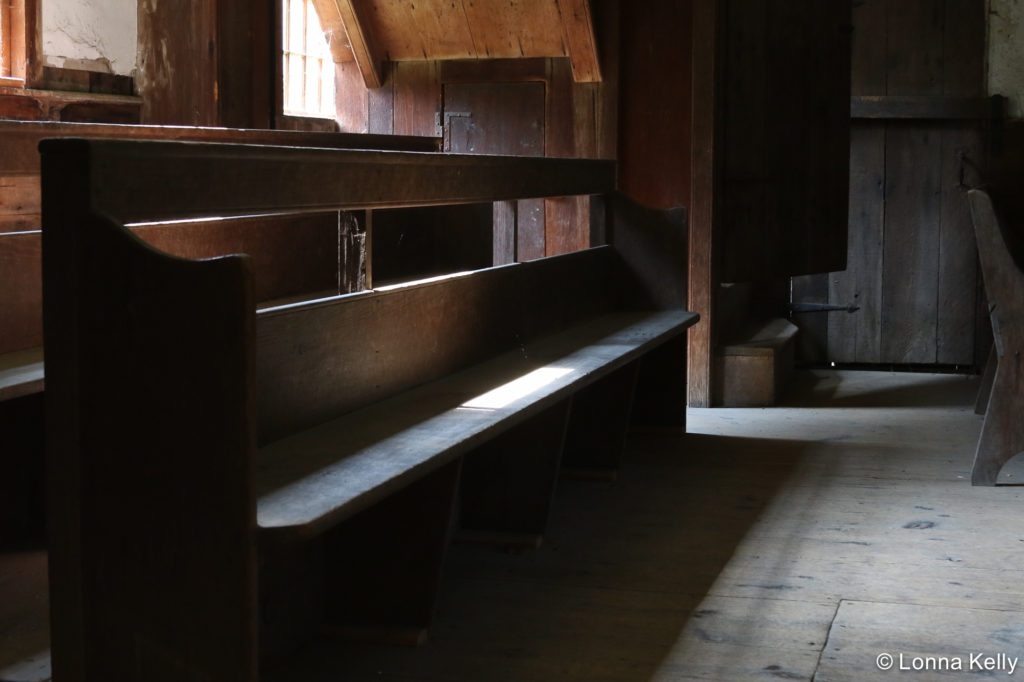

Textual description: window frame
[1,0,30,87]
[276,0,352,131]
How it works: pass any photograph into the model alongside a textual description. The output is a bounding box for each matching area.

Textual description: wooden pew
[41,138,698,681]
[0,121,439,396]
[967,189,1024,485]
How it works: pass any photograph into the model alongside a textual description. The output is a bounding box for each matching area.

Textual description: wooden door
[792,0,989,368]
[444,81,547,261]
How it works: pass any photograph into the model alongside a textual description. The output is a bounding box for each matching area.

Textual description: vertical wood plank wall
[793,0,989,368]
[336,0,620,261]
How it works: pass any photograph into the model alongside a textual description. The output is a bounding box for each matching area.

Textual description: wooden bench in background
[40,138,697,681]
[967,189,1024,485]
[0,121,440,399]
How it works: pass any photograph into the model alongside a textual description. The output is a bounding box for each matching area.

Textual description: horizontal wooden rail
[1,120,441,173]
[40,139,617,224]
[850,95,994,120]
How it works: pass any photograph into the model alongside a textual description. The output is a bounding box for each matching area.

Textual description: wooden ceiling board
[401,0,478,60]
[460,0,566,60]
[333,0,601,87]
[359,0,431,61]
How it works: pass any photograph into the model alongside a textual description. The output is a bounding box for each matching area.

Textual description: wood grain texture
[0,119,439,175]
[544,58,587,257]
[0,211,343,367]
[255,309,698,540]
[42,167,258,682]
[557,0,601,83]
[444,79,548,261]
[936,126,981,365]
[39,139,614,224]
[393,61,441,137]
[618,0,692,210]
[967,190,1024,484]
[817,600,1024,681]
[687,0,717,408]
[254,247,619,444]
[881,124,942,363]
[0,231,42,354]
[0,175,38,232]
[136,0,218,125]
[333,0,383,88]
[885,0,944,97]
[134,212,342,303]
[809,0,987,367]
[828,124,885,364]
[262,370,1007,682]
[336,61,370,133]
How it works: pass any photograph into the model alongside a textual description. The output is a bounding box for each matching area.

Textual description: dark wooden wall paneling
[718,0,851,283]
[793,0,988,368]
[618,1,692,210]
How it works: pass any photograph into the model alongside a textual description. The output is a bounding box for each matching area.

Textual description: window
[1,0,27,85]
[282,0,336,119]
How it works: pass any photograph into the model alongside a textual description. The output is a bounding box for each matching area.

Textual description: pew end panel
[589,192,692,438]
[42,141,259,682]
[967,189,1024,485]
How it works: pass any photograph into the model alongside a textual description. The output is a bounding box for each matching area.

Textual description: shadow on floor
[783,370,980,409]
[265,432,811,682]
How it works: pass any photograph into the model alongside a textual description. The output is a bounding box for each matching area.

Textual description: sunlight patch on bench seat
[460,367,573,411]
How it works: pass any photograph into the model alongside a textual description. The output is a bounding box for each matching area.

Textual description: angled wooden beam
[334,0,383,88]
[557,0,601,83]
[311,0,355,63]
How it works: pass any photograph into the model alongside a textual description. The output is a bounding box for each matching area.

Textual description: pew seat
[257,307,695,545]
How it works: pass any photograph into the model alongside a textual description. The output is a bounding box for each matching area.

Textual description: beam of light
[460,367,573,411]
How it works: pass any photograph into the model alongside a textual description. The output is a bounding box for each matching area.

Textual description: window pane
[288,0,305,56]
[282,0,336,119]
[287,53,305,113]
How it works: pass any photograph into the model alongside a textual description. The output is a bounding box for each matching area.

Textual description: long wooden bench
[41,138,698,681]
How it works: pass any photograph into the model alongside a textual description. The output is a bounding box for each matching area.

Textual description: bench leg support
[320,459,462,644]
[975,342,996,415]
[972,347,1024,485]
[562,362,641,478]
[630,336,688,431]
[459,399,571,547]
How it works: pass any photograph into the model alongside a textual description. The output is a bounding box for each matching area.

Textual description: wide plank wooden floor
[4,369,1023,681]
[270,369,1024,682]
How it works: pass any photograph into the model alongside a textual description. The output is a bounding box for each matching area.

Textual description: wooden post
[688,0,720,408]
